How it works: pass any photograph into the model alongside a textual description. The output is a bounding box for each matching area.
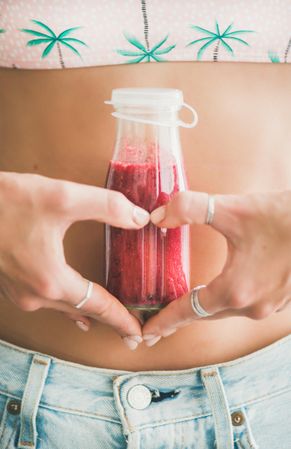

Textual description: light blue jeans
[0,334,290,449]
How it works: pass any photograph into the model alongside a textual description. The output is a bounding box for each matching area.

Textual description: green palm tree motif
[21,20,87,68]
[268,36,291,63]
[187,21,254,61]
[116,33,176,63]
[268,51,280,63]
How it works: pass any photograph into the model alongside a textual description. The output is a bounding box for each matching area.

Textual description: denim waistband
[0,334,290,432]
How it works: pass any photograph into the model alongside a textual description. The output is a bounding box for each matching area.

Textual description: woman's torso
[0,61,290,370]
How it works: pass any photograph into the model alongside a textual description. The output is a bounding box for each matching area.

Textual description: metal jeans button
[127,384,152,410]
[231,411,245,426]
[7,399,21,415]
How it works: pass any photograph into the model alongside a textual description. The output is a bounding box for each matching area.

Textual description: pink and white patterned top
[0,0,290,70]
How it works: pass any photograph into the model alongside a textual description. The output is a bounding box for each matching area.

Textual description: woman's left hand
[142,190,291,345]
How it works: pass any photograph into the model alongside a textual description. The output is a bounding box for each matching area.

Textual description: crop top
[0,0,290,70]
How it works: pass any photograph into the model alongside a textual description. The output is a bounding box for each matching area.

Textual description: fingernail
[162,328,177,337]
[129,335,143,343]
[161,227,167,236]
[133,207,150,226]
[122,337,139,350]
[75,320,89,332]
[151,206,166,224]
[145,336,161,347]
[143,334,159,340]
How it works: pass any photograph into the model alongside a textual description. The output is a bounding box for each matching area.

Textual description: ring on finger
[190,285,213,318]
[205,194,216,225]
[276,298,291,313]
[74,279,94,309]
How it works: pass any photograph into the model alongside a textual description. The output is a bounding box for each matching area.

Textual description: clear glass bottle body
[105,105,189,310]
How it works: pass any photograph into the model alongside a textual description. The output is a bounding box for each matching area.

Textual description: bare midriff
[0,62,290,370]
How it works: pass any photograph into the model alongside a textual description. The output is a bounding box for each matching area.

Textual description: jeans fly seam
[181,423,185,447]
[241,407,259,449]
[236,440,244,449]
[246,432,257,449]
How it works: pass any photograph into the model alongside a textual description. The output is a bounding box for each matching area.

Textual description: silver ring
[276,298,291,313]
[74,280,94,309]
[205,194,215,225]
[190,285,212,318]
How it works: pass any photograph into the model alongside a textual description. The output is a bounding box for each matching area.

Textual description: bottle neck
[114,106,179,126]
[114,107,181,164]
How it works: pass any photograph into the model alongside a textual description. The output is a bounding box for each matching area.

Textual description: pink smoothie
[106,159,188,309]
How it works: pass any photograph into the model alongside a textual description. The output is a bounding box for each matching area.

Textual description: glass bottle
[104,88,198,311]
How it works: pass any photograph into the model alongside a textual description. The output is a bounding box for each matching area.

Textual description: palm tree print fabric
[116,0,176,63]
[187,22,254,62]
[21,20,87,69]
[0,0,290,69]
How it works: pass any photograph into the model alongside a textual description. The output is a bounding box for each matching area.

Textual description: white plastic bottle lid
[104,88,198,128]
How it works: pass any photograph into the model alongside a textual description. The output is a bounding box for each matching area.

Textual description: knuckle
[228,291,251,309]
[107,191,128,220]
[34,276,63,300]
[248,304,274,320]
[173,192,192,224]
[46,181,71,212]
[16,297,42,312]
[95,297,114,319]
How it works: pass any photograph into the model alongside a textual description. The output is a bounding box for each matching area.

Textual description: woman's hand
[0,172,149,349]
[142,190,291,346]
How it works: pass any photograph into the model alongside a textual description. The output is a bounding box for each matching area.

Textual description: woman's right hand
[0,171,149,349]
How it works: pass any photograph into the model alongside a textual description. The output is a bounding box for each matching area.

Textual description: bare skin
[0,62,290,370]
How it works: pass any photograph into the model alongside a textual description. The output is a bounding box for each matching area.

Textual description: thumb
[151,191,209,228]
[150,191,240,237]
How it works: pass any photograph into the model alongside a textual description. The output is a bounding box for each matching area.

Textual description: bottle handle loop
[104,101,198,128]
[178,102,198,128]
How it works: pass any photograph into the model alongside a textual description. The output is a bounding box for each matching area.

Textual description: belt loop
[18,354,51,449]
[201,366,234,449]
